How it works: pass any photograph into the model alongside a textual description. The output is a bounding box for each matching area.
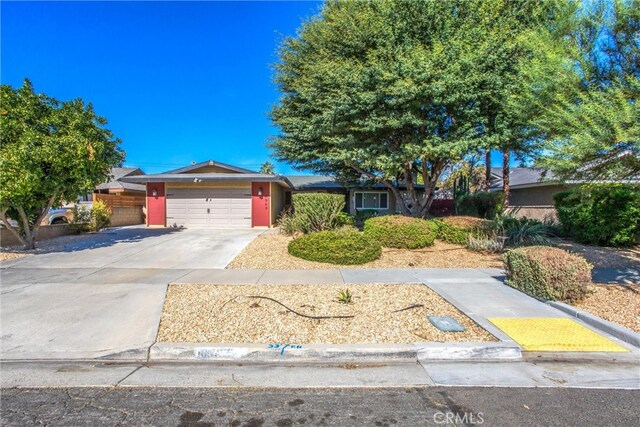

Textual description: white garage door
[166,187,252,228]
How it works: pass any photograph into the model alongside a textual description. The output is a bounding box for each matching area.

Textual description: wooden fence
[93,193,145,209]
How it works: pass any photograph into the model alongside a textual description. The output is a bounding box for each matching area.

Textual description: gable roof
[95,167,146,192]
[491,167,557,190]
[286,176,344,190]
[164,160,256,174]
[122,173,293,187]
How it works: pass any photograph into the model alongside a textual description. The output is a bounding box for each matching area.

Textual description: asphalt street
[1,386,639,426]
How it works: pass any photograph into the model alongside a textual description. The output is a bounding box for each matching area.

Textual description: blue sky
[2,0,508,175]
[1,0,321,174]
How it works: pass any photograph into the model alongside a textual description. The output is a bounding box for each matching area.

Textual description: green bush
[431,220,469,245]
[69,205,91,233]
[554,185,640,246]
[503,246,592,303]
[457,191,505,219]
[90,200,111,231]
[364,215,436,249]
[288,228,381,265]
[281,193,349,234]
[69,201,111,233]
[487,216,550,247]
[432,216,492,245]
[354,210,378,227]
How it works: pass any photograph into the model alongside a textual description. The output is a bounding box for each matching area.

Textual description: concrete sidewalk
[2,360,639,389]
[1,266,637,362]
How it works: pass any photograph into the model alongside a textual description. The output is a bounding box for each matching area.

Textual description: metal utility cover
[428,316,466,332]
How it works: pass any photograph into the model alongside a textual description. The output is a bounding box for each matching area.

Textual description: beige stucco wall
[166,182,251,189]
[110,206,144,226]
[270,183,285,226]
[509,184,568,207]
[507,184,570,220]
[1,224,74,247]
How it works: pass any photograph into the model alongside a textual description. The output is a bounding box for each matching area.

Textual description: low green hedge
[503,246,591,303]
[554,184,640,246]
[457,191,505,219]
[432,216,491,245]
[364,215,436,249]
[288,228,381,265]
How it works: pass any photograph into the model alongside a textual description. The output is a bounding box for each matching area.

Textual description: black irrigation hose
[219,296,423,320]
[246,295,355,320]
[391,304,424,313]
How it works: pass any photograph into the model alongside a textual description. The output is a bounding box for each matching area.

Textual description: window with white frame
[354,191,389,210]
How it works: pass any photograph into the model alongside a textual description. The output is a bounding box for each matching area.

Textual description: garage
[165,186,252,228]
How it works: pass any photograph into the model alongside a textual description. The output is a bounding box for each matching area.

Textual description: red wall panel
[251,182,270,227]
[146,183,166,226]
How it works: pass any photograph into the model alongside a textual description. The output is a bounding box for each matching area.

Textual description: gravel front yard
[0,251,29,262]
[227,233,502,269]
[553,239,640,269]
[575,285,640,333]
[158,284,495,344]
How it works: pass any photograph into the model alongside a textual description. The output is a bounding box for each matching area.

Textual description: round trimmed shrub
[503,246,592,303]
[363,215,436,249]
[288,228,381,265]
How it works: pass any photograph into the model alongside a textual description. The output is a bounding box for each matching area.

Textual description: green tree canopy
[0,79,124,248]
[534,0,639,181]
[270,0,569,216]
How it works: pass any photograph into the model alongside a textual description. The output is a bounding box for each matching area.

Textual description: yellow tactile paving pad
[489,318,629,352]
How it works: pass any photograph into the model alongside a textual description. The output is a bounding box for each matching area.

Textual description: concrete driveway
[0,226,262,360]
[2,225,264,269]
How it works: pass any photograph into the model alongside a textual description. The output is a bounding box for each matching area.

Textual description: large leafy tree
[271,0,497,217]
[535,0,639,180]
[0,80,124,248]
[470,0,576,205]
[270,0,570,215]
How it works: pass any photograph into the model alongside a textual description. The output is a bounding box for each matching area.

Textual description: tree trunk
[485,149,492,191]
[0,208,28,248]
[502,151,510,209]
[13,195,57,250]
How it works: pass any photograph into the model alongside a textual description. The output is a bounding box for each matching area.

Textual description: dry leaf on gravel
[158,284,495,344]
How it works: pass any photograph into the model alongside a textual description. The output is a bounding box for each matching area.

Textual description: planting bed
[158,284,495,344]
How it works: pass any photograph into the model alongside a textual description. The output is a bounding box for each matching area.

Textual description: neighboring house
[91,167,148,227]
[490,167,568,220]
[94,167,147,196]
[121,160,418,229]
[73,167,147,206]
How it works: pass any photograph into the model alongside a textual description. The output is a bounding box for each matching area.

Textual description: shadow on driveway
[3,226,185,256]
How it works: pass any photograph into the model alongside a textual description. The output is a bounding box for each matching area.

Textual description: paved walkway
[2,265,637,361]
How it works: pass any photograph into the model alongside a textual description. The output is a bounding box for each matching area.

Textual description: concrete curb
[415,342,521,361]
[547,301,640,349]
[150,342,522,363]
